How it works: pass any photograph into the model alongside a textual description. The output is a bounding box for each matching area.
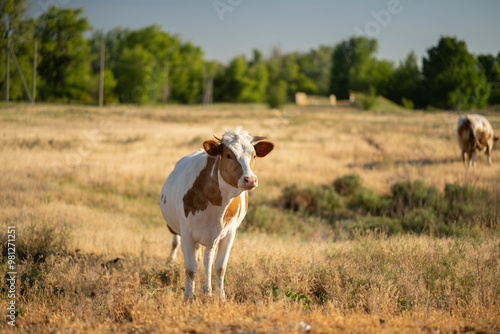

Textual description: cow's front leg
[180,232,198,300]
[214,231,236,300]
[202,246,217,296]
[486,145,492,165]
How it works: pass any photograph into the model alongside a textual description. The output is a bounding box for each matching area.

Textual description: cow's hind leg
[214,232,236,300]
[180,231,198,300]
[486,144,492,165]
[167,235,180,262]
[471,150,477,166]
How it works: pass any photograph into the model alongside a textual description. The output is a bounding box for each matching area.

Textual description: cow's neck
[216,162,244,205]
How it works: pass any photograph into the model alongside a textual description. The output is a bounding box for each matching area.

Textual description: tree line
[1,2,499,110]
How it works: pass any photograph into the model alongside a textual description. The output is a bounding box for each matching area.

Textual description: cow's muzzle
[242,176,258,190]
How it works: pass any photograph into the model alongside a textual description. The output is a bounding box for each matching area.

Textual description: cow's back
[160,149,208,234]
[467,114,494,138]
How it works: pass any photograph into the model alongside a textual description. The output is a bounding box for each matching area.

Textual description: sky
[26,0,500,65]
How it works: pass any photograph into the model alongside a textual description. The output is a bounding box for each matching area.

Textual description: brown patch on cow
[458,118,476,153]
[183,156,223,218]
[249,152,256,171]
[167,224,179,235]
[223,195,242,226]
[163,198,166,204]
[161,193,164,201]
[220,146,243,188]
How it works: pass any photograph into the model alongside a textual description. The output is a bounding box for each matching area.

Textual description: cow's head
[203,128,274,191]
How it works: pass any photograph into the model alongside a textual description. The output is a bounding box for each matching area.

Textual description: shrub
[282,184,314,212]
[390,179,439,215]
[348,189,387,215]
[349,216,402,235]
[401,97,414,109]
[333,173,362,196]
[1,222,70,263]
[444,182,489,203]
[360,86,377,110]
[401,208,437,234]
[243,205,319,235]
[281,184,341,216]
[443,182,495,224]
[267,80,287,110]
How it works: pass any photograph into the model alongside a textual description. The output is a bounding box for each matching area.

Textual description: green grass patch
[271,175,499,238]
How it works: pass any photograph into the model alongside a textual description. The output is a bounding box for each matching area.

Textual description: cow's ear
[254,141,274,157]
[494,135,499,142]
[203,140,223,156]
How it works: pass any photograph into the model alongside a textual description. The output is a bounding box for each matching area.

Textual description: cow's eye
[226,154,231,159]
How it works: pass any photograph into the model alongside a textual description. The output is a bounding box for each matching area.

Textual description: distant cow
[456,114,499,166]
[160,128,274,299]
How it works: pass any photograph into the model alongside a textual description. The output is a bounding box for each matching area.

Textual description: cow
[160,128,274,300]
[456,114,499,166]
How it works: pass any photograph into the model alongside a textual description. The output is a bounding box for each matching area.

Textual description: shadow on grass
[347,157,461,170]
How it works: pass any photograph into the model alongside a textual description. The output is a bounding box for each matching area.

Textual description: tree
[35,6,92,102]
[214,50,268,103]
[0,0,36,101]
[115,45,154,104]
[387,51,423,108]
[423,36,490,110]
[87,30,118,103]
[330,37,378,99]
[242,49,268,103]
[477,53,500,105]
[109,25,203,104]
[264,47,316,101]
[169,41,204,104]
[301,45,333,96]
[364,58,394,98]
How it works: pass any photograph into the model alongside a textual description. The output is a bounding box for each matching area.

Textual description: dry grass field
[1,103,500,333]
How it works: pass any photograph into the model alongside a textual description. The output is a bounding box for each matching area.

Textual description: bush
[444,182,489,203]
[390,180,439,215]
[267,80,287,110]
[359,86,377,110]
[1,222,70,263]
[333,173,362,196]
[281,184,341,216]
[348,189,387,215]
[244,205,302,235]
[401,97,414,109]
[443,182,495,224]
[401,208,437,234]
[277,177,499,238]
[349,216,402,235]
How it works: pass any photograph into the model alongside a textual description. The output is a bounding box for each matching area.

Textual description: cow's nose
[243,176,258,188]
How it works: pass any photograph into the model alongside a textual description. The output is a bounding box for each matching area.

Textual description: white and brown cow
[456,114,499,166]
[160,128,274,300]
